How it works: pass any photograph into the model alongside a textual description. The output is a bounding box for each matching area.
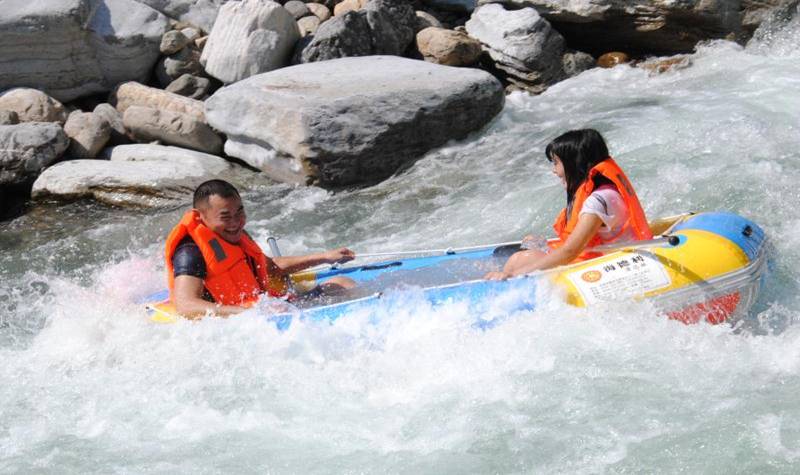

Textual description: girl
[485,129,652,280]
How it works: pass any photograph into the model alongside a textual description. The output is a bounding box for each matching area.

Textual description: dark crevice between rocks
[1,183,33,222]
[549,14,740,58]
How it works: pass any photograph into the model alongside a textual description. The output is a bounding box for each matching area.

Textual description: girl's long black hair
[545,129,612,211]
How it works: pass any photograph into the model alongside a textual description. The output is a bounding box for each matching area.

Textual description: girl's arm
[504,213,604,276]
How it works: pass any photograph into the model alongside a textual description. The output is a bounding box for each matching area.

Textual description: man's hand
[325,247,355,265]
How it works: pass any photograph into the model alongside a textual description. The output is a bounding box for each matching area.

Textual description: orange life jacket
[551,158,652,254]
[165,210,290,306]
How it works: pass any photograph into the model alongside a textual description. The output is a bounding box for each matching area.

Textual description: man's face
[197,194,246,244]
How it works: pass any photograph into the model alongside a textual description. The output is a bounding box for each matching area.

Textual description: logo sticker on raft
[567,252,671,305]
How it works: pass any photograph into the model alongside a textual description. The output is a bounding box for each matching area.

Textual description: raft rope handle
[352,235,679,260]
[288,235,680,271]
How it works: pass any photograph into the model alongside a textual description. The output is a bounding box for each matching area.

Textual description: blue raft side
[672,212,766,260]
[272,275,539,330]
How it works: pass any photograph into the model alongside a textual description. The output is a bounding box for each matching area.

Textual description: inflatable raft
[144,212,768,328]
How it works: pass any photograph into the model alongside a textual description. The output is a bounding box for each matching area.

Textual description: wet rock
[0,89,68,125]
[0,111,19,125]
[31,144,245,207]
[480,0,741,56]
[165,74,213,99]
[562,50,595,77]
[122,106,223,154]
[334,0,368,16]
[742,0,787,37]
[416,27,482,66]
[155,46,205,87]
[637,55,693,74]
[93,104,130,146]
[746,0,800,50]
[597,52,631,68]
[307,3,332,21]
[160,30,192,55]
[466,4,566,93]
[299,0,416,63]
[112,82,206,122]
[0,123,69,187]
[63,112,111,158]
[298,16,322,36]
[0,0,169,102]
[205,55,504,186]
[285,0,311,18]
[200,0,300,84]
[415,11,443,31]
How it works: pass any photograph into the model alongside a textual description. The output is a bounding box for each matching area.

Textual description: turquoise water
[2,21,800,473]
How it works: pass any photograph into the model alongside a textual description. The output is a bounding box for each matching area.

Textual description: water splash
[3,19,800,473]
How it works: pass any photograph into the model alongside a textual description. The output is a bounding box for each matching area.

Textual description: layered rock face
[205,56,504,186]
[200,0,300,83]
[480,0,742,55]
[0,0,170,102]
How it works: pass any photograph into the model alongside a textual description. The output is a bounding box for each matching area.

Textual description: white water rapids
[3,19,800,473]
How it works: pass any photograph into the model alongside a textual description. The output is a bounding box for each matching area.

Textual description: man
[165,179,355,318]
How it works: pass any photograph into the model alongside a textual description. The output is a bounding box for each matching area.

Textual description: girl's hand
[484,271,510,281]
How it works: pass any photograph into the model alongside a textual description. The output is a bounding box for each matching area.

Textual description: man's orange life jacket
[551,158,652,253]
[165,210,290,306]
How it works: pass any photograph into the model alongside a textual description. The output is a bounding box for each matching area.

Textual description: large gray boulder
[200,0,300,84]
[479,0,742,55]
[298,0,416,63]
[0,0,170,102]
[466,4,566,92]
[205,56,504,186]
[0,123,69,187]
[31,144,247,207]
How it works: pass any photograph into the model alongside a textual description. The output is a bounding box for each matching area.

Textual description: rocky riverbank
[0,0,791,220]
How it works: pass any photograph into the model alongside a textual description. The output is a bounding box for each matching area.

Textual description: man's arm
[173,275,246,318]
[273,247,355,274]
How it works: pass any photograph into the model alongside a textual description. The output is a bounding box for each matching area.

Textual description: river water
[3,18,800,473]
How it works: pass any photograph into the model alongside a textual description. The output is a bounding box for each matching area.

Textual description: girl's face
[550,154,566,189]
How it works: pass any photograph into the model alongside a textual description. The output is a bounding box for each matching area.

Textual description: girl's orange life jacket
[165,210,290,306]
[551,158,652,253]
